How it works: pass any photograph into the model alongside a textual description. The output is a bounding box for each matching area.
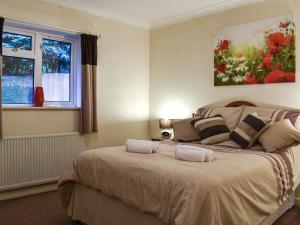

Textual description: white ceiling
[42,0,265,29]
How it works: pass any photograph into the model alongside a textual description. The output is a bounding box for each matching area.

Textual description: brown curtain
[0,17,4,139]
[80,34,98,134]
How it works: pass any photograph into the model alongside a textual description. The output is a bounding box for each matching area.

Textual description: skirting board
[0,182,57,201]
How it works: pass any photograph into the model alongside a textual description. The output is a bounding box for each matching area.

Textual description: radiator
[0,133,84,191]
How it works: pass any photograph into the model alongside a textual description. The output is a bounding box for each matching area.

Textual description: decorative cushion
[209,107,244,131]
[173,118,200,142]
[195,106,244,131]
[271,109,300,130]
[191,115,230,144]
[230,113,271,148]
[239,106,277,123]
[258,119,300,152]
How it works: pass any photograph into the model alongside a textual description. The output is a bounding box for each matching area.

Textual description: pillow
[271,109,300,130]
[194,107,214,118]
[191,115,230,144]
[173,118,200,142]
[209,107,244,131]
[195,106,243,131]
[230,113,271,148]
[239,106,277,123]
[258,119,300,152]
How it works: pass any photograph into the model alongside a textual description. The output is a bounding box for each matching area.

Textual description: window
[2,56,34,104]
[42,38,72,102]
[2,26,79,107]
[2,32,32,51]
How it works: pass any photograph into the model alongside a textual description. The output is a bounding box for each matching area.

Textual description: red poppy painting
[214,15,295,86]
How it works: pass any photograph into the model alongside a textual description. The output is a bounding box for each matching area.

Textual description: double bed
[58,101,300,225]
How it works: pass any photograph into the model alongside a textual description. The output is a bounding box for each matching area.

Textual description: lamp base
[161,131,171,139]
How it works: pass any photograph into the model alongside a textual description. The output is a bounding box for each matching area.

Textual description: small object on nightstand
[159,119,173,139]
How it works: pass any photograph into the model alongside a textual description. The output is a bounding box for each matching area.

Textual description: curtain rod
[0,14,103,38]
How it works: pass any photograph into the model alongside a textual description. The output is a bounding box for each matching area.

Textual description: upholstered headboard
[225,101,256,107]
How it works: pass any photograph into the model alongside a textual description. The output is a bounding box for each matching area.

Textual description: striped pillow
[191,115,230,144]
[230,113,271,148]
[193,107,214,118]
[194,107,244,131]
[271,109,300,130]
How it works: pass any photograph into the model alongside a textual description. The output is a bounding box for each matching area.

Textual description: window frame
[2,26,79,108]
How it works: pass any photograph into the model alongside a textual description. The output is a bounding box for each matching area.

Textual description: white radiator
[0,133,84,191]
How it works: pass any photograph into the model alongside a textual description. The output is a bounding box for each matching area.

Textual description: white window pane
[42,73,70,101]
[42,38,71,102]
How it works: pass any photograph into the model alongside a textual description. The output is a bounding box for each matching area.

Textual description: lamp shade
[159,119,173,129]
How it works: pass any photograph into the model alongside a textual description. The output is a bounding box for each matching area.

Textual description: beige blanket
[58,141,298,225]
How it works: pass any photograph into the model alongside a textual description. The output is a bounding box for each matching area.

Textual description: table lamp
[159,119,173,139]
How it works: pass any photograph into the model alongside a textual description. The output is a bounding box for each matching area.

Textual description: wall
[2,109,79,136]
[150,0,300,137]
[0,0,150,148]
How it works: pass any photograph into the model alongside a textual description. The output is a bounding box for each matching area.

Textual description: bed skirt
[67,184,167,225]
[67,184,295,225]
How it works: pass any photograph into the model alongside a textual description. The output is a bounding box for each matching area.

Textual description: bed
[58,101,300,225]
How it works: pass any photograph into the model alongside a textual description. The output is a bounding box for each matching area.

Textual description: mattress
[59,141,300,225]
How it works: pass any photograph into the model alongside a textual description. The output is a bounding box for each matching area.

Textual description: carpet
[0,191,81,225]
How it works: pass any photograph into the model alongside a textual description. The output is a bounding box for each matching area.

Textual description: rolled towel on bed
[175,145,214,162]
[126,139,160,154]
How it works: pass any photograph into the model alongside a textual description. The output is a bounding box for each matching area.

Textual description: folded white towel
[126,139,160,154]
[175,144,214,162]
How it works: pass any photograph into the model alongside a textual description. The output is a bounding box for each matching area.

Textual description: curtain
[0,17,4,139]
[80,34,98,134]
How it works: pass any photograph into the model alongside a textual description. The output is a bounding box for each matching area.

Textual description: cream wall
[2,109,79,136]
[0,0,150,148]
[150,0,300,137]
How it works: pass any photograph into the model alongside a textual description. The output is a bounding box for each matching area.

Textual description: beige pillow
[258,119,300,152]
[209,107,244,131]
[173,118,199,142]
[239,106,277,123]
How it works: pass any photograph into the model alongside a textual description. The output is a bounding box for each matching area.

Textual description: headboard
[225,101,256,107]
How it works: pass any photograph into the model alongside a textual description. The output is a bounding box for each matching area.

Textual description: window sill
[2,106,80,111]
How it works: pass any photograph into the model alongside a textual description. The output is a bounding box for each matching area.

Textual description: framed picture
[214,15,295,86]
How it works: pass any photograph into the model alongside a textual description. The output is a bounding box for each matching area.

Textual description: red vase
[34,87,44,107]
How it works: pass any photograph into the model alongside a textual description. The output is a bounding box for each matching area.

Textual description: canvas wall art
[214,15,295,86]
